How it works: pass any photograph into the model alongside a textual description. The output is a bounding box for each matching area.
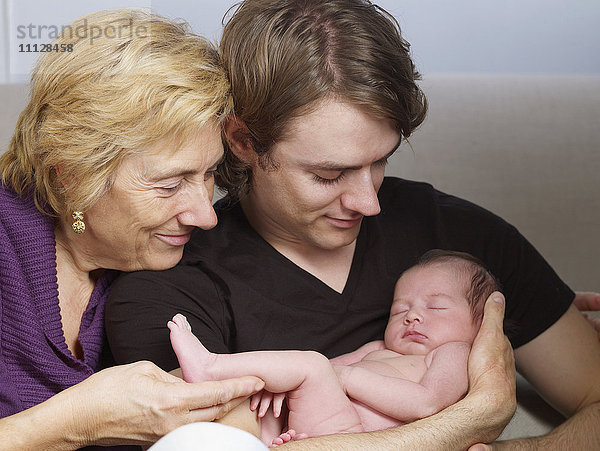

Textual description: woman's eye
[312,172,345,185]
[158,181,182,194]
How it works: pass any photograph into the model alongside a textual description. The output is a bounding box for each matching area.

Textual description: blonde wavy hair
[0,9,232,216]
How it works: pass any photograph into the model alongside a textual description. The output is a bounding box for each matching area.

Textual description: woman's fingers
[186,395,253,422]
[179,377,265,412]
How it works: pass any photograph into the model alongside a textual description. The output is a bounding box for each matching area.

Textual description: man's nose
[340,169,381,217]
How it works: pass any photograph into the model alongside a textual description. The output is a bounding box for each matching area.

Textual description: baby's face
[384,263,480,355]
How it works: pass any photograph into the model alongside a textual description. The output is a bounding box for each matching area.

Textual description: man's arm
[337,342,469,421]
[481,304,600,449]
[279,293,516,450]
[216,399,262,438]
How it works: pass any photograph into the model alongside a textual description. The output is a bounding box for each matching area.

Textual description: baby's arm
[337,342,470,422]
[329,340,386,365]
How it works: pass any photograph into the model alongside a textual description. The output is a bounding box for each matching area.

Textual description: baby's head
[384,249,501,355]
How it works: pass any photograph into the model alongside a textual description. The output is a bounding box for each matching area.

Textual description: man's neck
[277,239,357,294]
[240,199,357,293]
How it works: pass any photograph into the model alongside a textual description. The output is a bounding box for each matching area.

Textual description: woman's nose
[178,182,218,230]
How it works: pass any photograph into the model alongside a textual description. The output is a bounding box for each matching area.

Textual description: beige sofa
[1,75,599,440]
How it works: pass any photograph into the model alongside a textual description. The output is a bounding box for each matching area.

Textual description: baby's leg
[259,410,285,445]
[169,314,330,392]
[168,314,217,382]
[169,314,363,438]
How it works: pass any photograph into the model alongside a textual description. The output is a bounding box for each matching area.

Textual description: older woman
[0,10,263,449]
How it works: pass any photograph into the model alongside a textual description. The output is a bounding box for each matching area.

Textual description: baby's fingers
[272,393,286,418]
[258,391,274,418]
[250,390,263,411]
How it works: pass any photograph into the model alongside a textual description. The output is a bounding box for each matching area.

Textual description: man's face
[244,99,401,252]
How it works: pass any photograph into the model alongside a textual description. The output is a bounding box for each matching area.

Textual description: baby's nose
[404,310,423,324]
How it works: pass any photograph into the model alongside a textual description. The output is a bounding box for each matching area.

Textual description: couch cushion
[388,75,600,291]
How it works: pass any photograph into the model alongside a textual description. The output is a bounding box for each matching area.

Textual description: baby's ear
[223,115,258,165]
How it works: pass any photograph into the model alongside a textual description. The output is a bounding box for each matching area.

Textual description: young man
[107,0,600,448]
[167,251,499,447]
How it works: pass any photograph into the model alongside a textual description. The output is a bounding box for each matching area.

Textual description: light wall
[1,0,599,83]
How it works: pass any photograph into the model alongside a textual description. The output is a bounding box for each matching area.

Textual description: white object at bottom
[149,422,268,450]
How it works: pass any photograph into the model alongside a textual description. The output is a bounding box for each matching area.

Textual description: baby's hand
[250,390,286,418]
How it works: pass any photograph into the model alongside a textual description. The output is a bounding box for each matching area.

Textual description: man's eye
[312,172,345,185]
[204,169,217,181]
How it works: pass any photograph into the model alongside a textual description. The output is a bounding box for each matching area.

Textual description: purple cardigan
[0,185,112,417]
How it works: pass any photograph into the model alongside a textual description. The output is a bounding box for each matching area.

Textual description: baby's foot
[168,313,215,383]
[270,429,308,448]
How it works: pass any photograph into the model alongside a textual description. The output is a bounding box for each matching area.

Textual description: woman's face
[77,122,223,272]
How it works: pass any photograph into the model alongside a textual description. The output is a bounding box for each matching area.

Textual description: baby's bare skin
[169,320,470,444]
[169,262,480,446]
[350,348,430,380]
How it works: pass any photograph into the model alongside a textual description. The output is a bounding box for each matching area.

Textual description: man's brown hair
[218,0,428,202]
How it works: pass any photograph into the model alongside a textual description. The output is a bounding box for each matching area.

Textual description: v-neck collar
[235,205,368,298]
[47,242,114,366]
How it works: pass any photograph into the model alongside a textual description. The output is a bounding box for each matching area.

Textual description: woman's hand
[72,361,264,447]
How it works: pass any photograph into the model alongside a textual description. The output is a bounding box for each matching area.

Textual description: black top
[106,177,574,371]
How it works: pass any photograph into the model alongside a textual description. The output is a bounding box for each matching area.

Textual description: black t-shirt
[106,177,574,371]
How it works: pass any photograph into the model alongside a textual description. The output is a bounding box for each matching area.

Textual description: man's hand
[272,292,517,450]
[463,292,517,443]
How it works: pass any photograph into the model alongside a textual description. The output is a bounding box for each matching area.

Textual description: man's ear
[223,115,257,165]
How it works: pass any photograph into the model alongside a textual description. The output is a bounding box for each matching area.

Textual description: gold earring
[72,211,86,234]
